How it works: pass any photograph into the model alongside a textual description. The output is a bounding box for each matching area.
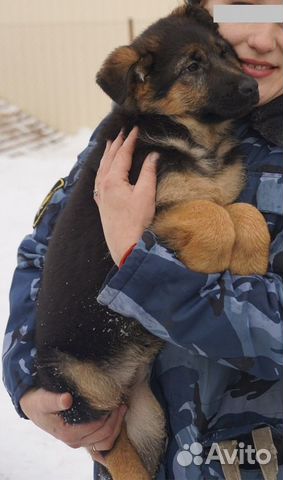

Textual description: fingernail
[59,393,71,410]
[119,128,125,138]
[120,405,128,416]
[59,394,66,409]
[147,152,159,163]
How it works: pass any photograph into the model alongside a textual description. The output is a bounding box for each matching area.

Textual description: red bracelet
[119,243,137,269]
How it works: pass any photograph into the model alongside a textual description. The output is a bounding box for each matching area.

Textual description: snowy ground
[0,129,95,480]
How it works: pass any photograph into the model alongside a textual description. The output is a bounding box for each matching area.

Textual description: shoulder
[235,121,282,172]
[235,122,283,276]
[33,135,98,229]
[236,125,283,212]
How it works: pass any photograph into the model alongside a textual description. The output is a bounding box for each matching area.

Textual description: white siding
[0,0,179,132]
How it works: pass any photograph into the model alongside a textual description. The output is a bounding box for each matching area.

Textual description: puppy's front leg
[224,203,270,275]
[153,199,235,273]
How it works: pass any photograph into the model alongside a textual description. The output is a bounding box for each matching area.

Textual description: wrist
[119,243,137,268]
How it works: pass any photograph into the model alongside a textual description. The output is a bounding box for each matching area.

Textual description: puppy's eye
[187,62,199,72]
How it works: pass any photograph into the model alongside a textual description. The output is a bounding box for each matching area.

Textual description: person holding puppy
[2,0,283,479]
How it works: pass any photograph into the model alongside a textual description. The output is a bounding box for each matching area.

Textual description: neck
[173,115,233,151]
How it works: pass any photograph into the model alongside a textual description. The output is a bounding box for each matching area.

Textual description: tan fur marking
[125,364,166,476]
[153,199,236,273]
[61,349,164,479]
[142,35,161,52]
[105,341,161,391]
[213,163,246,202]
[60,353,123,411]
[110,46,139,67]
[58,341,161,412]
[140,131,193,156]
[137,80,208,116]
[174,116,233,151]
[167,84,206,115]
[225,203,270,275]
[158,83,208,115]
[136,83,156,112]
[84,361,164,479]
[103,424,151,480]
[216,138,238,159]
[156,162,245,208]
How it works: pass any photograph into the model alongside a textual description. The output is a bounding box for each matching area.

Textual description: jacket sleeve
[97,230,283,382]
[1,140,94,418]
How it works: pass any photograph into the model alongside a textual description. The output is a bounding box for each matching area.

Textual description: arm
[94,129,283,382]
[2,122,107,416]
[98,230,283,381]
[2,158,81,417]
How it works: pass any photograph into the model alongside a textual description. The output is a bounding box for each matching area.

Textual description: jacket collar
[248,94,283,148]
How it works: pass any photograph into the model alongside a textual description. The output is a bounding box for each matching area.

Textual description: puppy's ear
[185,0,201,5]
[187,4,217,31]
[96,46,153,105]
[173,2,217,31]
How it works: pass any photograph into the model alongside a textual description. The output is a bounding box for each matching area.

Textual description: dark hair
[185,0,201,5]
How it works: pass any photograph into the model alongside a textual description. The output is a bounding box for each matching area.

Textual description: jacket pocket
[256,172,283,215]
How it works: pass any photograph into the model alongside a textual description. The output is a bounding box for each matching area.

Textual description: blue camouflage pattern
[2,136,97,417]
[97,125,283,479]
[2,122,283,479]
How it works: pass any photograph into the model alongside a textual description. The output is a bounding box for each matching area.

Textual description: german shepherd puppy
[35,4,270,480]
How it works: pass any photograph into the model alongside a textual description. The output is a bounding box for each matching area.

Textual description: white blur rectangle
[213,5,283,23]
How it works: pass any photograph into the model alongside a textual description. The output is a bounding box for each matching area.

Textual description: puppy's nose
[238,77,258,97]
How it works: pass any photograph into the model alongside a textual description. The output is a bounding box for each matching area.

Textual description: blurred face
[201,0,283,105]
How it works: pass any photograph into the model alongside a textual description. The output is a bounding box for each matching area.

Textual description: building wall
[0,0,179,133]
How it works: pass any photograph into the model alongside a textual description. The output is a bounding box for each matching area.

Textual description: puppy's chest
[155,143,245,209]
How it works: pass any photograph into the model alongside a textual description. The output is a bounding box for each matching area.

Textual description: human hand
[94,127,159,265]
[20,388,127,466]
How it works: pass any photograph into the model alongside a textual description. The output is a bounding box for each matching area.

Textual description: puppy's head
[97,4,259,120]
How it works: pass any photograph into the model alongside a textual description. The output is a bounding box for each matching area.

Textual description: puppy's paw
[153,200,235,273]
[225,203,270,275]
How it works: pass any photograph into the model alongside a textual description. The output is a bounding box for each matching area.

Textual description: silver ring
[91,444,97,453]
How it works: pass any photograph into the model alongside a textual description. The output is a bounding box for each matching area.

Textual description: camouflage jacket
[2,121,283,480]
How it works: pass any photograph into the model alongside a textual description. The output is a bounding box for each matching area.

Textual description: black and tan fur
[35,4,270,480]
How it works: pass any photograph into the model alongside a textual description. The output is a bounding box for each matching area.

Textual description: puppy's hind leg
[103,367,166,480]
[103,423,151,480]
[125,369,166,478]
[60,353,151,479]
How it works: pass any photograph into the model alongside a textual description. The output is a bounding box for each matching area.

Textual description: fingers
[110,127,139,177]
[89,407,127,467]
[134,151,159,198]
[61,406,126,450]
[89,406,127,450]
[20,388,127,460]
[37,389,73,414]
[98,135,122,176]
[58,392,73,411]
[96,127,139,191]
[53,417,106,447]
